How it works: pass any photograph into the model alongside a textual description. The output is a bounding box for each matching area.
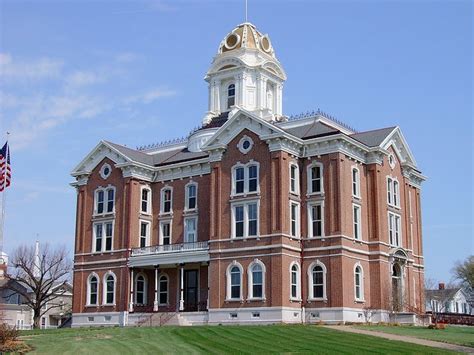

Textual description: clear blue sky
[0,0,472,283]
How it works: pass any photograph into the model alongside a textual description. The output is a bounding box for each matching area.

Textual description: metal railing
[131,241,209,256]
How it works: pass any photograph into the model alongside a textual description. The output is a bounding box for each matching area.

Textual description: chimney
[438,283,445,290]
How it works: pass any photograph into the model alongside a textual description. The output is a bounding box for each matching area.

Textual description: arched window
[248,261,265,300]
[392,263,402,311]
[135,274,147,305]
[354,264,364,301]
[94,186,115,215]
[227,83,235,109]
[290,262,301,300]
[308,261,327,300]
[103,273,116,305]
[159,275,169,305]
[87,274,98,305]
[227,262,243,300]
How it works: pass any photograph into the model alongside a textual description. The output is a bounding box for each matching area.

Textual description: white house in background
[425,283,472,315]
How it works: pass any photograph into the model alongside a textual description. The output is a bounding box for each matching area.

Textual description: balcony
[129,241,210,267]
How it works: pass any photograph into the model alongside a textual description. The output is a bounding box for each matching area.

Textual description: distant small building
[425,283,472,315]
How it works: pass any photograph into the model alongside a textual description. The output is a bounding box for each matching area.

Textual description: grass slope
[21,325,456,354]
[355,325,474,348]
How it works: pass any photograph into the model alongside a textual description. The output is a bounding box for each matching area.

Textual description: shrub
[0,323,19,345]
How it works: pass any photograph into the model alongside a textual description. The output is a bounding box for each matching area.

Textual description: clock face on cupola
[203,22,287,125]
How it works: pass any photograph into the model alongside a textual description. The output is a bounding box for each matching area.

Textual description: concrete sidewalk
[324,325,474,353]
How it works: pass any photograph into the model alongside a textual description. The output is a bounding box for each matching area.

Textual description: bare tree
[452,255,474,289]
[5,244,72,329]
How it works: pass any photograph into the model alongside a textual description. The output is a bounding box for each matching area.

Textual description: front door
[184,270,198,311]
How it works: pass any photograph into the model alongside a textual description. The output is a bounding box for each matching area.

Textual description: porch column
[179,264,185,311]
[129,268,134,312]
[153,265,159,312]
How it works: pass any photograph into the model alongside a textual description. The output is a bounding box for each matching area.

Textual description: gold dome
[218,23,275,57]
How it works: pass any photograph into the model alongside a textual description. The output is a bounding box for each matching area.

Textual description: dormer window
[227,83,235,109]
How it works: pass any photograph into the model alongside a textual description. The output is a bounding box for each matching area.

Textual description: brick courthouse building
[71,23,426,326]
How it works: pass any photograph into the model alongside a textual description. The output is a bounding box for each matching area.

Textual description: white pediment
[381,127,417,167]
[201,108,288,151]
[71,141,131,177]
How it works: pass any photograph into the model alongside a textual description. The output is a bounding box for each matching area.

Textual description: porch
[128,242,210,314]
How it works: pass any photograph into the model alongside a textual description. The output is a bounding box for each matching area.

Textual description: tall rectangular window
[95,224,102,252]
[160,221,171,245]
[308,164,323,194]
[235,206,244,238]
[290,164,299,194]
[184,217,197,243]
[161,188,172,214]
[393,180,399,207]
[388,212,401,247]
[290,202,299,238]
[97,191,104,214]
[232,202,259,238]
[353,205,361,240]
[309,204,323,238]
[140,221,149,248]
[105,222,113,251]
[248,165,258,192]
[387,178,392,205]
[248,203,258,236]
[235,167,245,194]
[186,184,197,210]
[141,188,150,214]
[106,189,114,213]
[352,168,360,197]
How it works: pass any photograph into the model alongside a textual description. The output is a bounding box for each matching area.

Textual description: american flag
[0,142,11,192]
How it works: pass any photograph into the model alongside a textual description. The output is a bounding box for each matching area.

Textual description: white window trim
[351,165,361,199]
[93,185,116,216]
[102,271,117,306]
[226,261,243,301]
[307,201,325,239]
[307,161,324,196]
[159,220,172,245]
[184,216,198,243]
[160,186,173,215]
[86,272,99,306]
[158,273,169,306]
[237,135,254,155]
[231,161,260,197]
[92,220,115,253]
[289,162,300,195]
[289,261,301,301]
[184,181,198,212]
[247,259,266,300]
[99,163,112,180]
[307,260,327,301]
[230,199,260,239]
[388,211,402,247]
[140,185,152,215]
[289,201,301,239]
[134,273,147,305]
[353,203,362,241]
[386,176,401,208]
[354,262,365,302]
[139,219,151,248]
[226,82,236,110]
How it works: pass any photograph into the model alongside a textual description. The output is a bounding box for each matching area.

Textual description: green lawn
[20,325,456,354]
[354,325,474,348]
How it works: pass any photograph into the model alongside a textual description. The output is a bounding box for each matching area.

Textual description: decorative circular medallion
[237,135,254,155]
[100,163,112,180]
[260,35,272,53]
[225,33,241,50]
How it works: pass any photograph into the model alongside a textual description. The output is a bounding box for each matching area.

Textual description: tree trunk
[33,309,41,329]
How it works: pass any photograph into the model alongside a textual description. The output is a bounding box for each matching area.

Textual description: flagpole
[0,132,9,254]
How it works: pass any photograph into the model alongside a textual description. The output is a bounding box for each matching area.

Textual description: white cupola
[203,23,287,124]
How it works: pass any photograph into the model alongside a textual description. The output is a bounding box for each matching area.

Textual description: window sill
[85,304,99,308]
[307,298,327,302]
[306,192,325,198]
[290,298,302,302]
[102,303,116,307]
[183,209,198,215]
[247,298,266,302]
[92,213,115,220]
[289,192,301,199]
[139,212,153,217]
[225,298,243,303]
[354,299,365,304]
[159,212,174,218]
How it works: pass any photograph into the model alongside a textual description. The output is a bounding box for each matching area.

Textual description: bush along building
[70,23,426,327]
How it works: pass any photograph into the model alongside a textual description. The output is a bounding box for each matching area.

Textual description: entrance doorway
[184,270,198,311]
[392,264,402,312]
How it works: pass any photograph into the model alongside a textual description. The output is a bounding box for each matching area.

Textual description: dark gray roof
[425,288,461,300]
[106,141,208,167]
[350,127,396,147]
[283,120,340,139]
